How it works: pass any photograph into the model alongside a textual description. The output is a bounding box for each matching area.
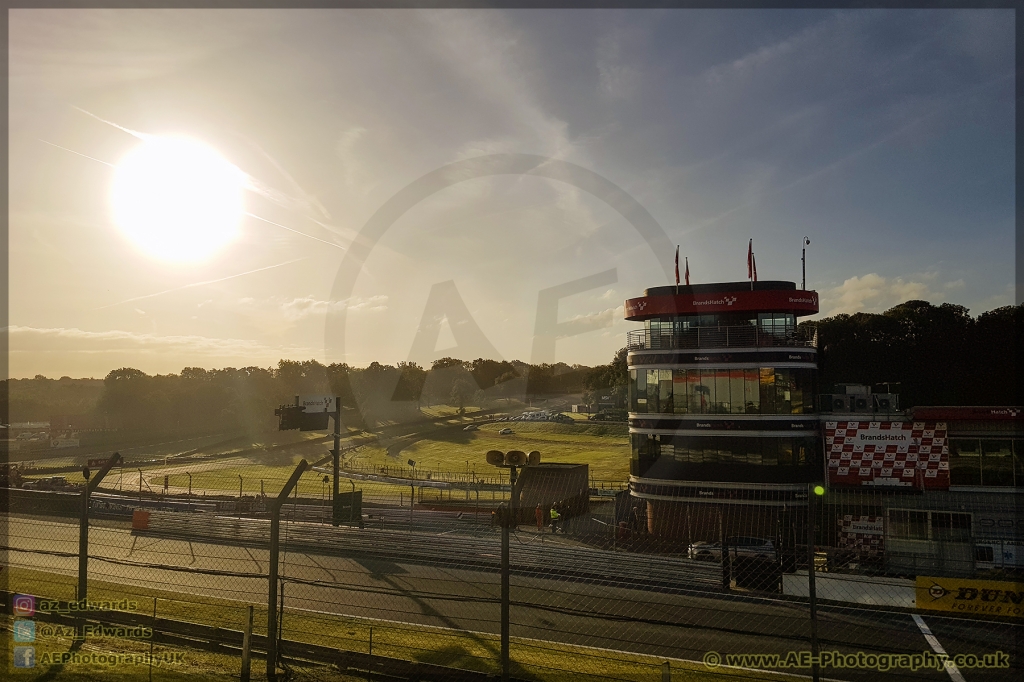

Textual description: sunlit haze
[8,8,1016,378]
[110,135,246,264]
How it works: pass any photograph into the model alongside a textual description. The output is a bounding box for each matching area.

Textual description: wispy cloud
[96,258,307,309]
[279,294,388,321]
[821,273,933,316]
[235,295,389,326]
[7,325,314,359]
[557,305,622,337]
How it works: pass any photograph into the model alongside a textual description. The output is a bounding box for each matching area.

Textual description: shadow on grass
[384,426,475,459]
[409,643,543,682]
[32,634,84,682]
[351,557,408,577]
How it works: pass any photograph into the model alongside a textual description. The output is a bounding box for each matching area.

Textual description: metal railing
[626,325,816,351]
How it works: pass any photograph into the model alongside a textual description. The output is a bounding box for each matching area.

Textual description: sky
[7,8,1016,379]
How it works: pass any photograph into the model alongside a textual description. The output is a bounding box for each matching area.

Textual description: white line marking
[913,614,966,682]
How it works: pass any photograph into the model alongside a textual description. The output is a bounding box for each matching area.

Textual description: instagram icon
[13,594,36,617]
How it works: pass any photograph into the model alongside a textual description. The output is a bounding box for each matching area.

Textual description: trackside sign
[916,576,1024,619]
[298,395,336,413]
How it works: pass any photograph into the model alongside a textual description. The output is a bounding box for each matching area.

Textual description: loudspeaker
[505,450,528,466]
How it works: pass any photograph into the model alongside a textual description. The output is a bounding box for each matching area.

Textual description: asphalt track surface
[2,514,1019,682]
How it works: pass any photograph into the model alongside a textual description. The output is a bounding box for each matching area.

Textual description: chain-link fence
[3,429,1022,681]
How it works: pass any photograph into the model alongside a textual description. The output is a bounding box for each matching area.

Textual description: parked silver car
[688,536,776,562]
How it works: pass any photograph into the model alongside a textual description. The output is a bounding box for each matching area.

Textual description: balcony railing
[626,325,816,351]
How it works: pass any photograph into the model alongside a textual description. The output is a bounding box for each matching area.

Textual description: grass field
[150,421,630,501]
[4,566,796,682]
[357,421,630,482]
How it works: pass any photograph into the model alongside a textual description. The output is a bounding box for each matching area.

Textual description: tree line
[804,300,1022,408]
[7,299,1014,435]
[3,357,627,436]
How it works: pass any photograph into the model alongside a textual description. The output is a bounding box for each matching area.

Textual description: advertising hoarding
[825,421,949,489]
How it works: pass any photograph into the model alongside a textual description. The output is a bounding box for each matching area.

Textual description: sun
[110,135,246,263]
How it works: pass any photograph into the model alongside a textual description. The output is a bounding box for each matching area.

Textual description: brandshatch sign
[298,395,336,413]
[825,421,949,490]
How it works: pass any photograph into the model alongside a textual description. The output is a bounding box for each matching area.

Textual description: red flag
[752,252,757,282]
[684,257,690,285]
[674,246,680,286]
[747,239,753,280]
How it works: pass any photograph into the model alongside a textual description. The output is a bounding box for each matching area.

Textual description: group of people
[535,503,564,533]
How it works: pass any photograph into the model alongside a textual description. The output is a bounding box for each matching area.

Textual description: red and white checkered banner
[838,515,884,557]
[824,421,949,489]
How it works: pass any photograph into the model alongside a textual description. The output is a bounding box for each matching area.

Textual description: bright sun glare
[110,135,246,263]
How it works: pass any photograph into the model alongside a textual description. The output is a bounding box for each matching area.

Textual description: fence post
[332,401,341,525]
[500,502,511,682]
[241,605,253,682]
[719,508,730,591]
[79,452,121,602]
[148,597,156,682]
[267,459,308,682]
[807,482,819,682]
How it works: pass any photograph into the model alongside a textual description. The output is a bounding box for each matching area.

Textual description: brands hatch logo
[692,295,737,307]
[928,584,950,601]
[634,301,648,312]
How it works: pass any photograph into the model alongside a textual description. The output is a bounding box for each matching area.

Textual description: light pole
[322,474,328,523]
[238,475,243,518]
[801,236,810,290]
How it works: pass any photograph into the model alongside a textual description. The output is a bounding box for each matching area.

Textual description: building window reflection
[948,438,1021,488]
[628,366,813,416]
[629,433,819,477]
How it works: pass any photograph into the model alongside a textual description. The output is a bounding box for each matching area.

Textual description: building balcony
[626,325,817,351]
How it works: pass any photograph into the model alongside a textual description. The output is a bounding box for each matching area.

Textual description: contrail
[245,212,346,251]
[38,139,114,167]
[96,258,307,310]
[72,106,148,139]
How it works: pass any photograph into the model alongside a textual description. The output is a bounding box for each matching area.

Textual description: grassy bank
[3,567,790,682]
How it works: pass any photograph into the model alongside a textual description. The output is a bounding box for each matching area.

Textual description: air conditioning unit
[872,394,898,412]
[821,394,850,412]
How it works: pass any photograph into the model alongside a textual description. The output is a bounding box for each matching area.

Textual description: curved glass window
[949,439,981,486]
[630,433,821,478]
[630,366,814,415]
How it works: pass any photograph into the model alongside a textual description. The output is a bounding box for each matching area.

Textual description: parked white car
[688,536,776,562]
[498,428,513,435]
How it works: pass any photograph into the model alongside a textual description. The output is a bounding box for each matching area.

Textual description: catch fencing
[3,464,1021,682]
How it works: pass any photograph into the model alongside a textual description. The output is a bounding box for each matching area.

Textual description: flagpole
[675,245,680,295]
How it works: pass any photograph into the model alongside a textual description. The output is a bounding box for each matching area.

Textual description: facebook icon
[13,620,36,643]
[13,646,36,668]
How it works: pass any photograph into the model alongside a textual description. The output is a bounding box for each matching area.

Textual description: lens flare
[110,136,245,263]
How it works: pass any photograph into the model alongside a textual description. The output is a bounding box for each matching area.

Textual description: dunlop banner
[916,576,1024,619]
